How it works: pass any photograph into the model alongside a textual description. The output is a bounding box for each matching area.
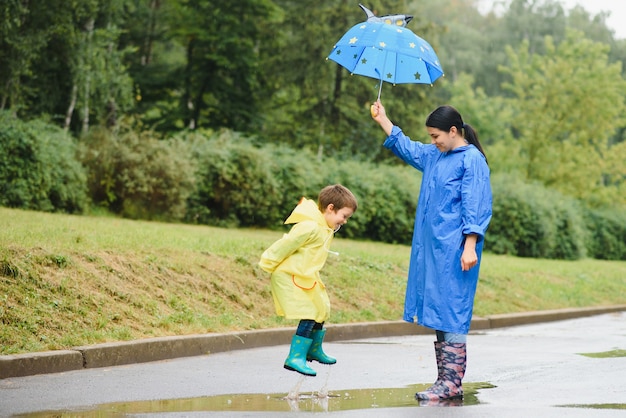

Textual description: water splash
[286,374,306,400]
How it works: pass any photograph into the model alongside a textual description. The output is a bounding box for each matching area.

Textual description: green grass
[1,207,625,355]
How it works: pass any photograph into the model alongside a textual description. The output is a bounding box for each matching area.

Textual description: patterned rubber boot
[415,342,466,401]
[284,335,317,376]
[306,329,337,364]
[422,341,443,392]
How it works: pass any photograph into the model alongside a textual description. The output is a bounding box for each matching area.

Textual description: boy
[259,184,357,376]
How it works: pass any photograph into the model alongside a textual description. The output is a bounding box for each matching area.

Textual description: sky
[559,0,626,39]
[478,0,626,39]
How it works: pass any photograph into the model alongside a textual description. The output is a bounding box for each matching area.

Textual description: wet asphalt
[1,311,625,417]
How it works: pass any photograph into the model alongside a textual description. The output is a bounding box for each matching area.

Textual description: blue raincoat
[384,126,492,334]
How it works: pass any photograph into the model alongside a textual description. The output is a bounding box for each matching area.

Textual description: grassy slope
[1,207,625,355]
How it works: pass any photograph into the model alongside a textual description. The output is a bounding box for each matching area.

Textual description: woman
[371,101,492,401]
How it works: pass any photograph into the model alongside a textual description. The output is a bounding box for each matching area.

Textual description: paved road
[1,311,625,417]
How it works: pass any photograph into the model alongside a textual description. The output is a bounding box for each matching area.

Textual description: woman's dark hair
[425,105,488,163]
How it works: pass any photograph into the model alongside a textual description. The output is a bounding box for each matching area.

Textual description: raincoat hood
[284,198,328,228]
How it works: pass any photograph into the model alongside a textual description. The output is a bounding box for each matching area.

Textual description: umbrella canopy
[328,21,444,86]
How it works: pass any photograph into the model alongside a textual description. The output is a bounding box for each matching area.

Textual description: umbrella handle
[375,68,383,101]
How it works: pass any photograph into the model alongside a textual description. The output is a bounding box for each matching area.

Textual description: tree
[159,0,282,132]
[500,30,626,206]
[0,0,61,114]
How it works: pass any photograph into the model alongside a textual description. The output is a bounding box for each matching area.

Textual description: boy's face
[323,204,354,231]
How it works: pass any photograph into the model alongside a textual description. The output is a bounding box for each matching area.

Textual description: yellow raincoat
[259,198,334,323]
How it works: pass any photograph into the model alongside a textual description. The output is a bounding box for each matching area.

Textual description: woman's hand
[461,234,478,271]
[461,248,478,271]
[371,100,393,135]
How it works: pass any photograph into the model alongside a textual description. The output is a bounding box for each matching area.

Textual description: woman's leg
[416,330,467,400]
[436,331,467,344]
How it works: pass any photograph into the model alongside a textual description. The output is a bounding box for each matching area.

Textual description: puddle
[578,349,626,358]
[16,382,495,416]
[560,403,626,410]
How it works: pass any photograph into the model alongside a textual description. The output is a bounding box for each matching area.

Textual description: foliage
[181,130,420,243]
[183,129,286,227]
[79,125,195,221]
[584,208,626,260]
[500,30,626,207]
[0,0,135,132]
[0,111,88,213]
[1,0,625,260]
[158,0,283,132]
[487,174,588,260]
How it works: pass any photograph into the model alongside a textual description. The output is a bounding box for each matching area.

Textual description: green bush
[584,209,626,260]
[488,174,587,260]
[184,130,283,227]
[0,112,88,213]
[181,130,420,243]
[264,144,325,226]
[79,127,195,221]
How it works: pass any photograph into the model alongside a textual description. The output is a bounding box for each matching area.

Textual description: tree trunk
[142,0,160,65]
[183,38,195,129]
[81,18,95,135]
[64,83,77,131]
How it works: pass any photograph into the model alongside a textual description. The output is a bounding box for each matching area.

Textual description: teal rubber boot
[306,329,337,364]
[284,335,317,376]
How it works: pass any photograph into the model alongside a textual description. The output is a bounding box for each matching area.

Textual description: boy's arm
[259,222,312,273]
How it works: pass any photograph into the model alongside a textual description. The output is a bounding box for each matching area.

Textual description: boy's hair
[318,184,358,212]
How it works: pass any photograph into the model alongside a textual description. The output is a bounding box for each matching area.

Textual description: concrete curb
[1,305,625,379]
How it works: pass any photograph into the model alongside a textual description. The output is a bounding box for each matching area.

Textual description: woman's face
[427,126,465,153]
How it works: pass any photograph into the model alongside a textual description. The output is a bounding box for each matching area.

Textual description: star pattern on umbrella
[327,19,444,87]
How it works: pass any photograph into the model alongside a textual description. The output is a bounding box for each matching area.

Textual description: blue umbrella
[327,6,444,101]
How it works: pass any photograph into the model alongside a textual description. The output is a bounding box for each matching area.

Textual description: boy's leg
[296,319,316,338]
[307,322,337,364]
[284,320,317,376]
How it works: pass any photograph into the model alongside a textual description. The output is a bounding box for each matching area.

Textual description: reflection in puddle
[560,403,626,410]
[17,382,495,416]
